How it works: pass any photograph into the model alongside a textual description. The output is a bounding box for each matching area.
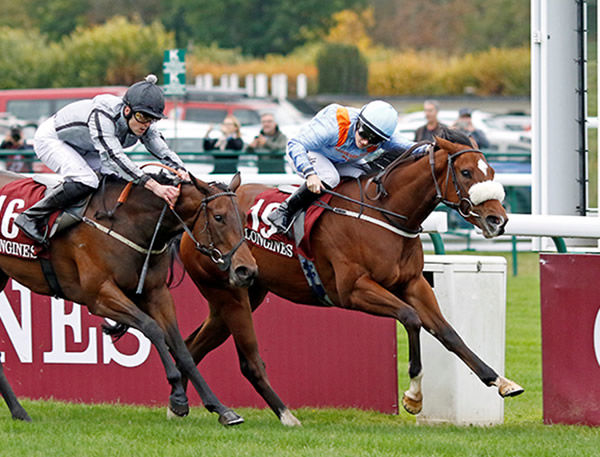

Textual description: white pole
[194,75,203,88]
[245,74,255,97]
[229,73,239,90]
[256,73,268,97]
[297,74,308,99]
[203,74,213,90]
[219,74,228,90]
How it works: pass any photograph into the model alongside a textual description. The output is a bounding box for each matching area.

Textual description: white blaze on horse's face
[477,158,489,177]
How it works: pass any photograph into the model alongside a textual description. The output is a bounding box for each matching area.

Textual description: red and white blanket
[0,178,60,259]
[244,187,333,260]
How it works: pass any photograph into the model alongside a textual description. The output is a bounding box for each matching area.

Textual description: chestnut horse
[177,132,524,426]
[0,170,257,425]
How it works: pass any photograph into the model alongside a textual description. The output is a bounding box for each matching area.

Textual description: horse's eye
[214,214,224,223]
[461,170,472,179]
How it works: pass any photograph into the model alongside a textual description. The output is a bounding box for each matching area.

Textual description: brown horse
[178,132,524,426]
[0,170,257,425]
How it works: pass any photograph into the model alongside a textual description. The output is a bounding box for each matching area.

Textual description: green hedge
[317,43,368,94]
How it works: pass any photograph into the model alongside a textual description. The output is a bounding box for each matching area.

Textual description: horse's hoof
[218,409,244,426]
[167,398,189,419]
[402,391,423,415]
[495,376,525,398]
[12,408,32,422]
[280,409,302,427]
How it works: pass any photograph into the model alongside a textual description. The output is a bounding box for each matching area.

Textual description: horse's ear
[190,173,211,195]
[229,172,241,192]
[433,136,453,151]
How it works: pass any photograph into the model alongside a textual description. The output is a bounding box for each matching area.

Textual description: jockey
[267,100,428,233]
[15,74,189,245]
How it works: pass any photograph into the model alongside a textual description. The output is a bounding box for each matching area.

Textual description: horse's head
[177,172,258,287]
[434,135,508,238]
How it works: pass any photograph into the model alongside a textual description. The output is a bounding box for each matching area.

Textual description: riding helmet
[358,100,398,141]
[123,74,166,119]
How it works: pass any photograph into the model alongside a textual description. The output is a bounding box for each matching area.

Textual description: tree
[370,0,529,53]
[163,0,366,56]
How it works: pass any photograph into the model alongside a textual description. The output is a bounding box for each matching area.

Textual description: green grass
[1,251,599,456]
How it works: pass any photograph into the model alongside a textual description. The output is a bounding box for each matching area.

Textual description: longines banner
[0,269,397,413]
[540,253,600,426]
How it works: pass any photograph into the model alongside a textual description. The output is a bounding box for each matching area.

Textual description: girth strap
[39,257,66,298]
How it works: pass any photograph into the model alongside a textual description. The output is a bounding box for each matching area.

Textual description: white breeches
[306,151,365,188]
[33,117,100,188]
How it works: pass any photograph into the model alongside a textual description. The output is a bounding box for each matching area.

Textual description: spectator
[246,113,288,173]
[246,113,287,152]
[203,115,244,173]
[414,100,447,142]
[1,125,33,173]
[452,108,490,149]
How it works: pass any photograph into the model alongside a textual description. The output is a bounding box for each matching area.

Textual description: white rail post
[229,73,239,91]
[203,74,213,90]
[297,74,308,99]
[255,73,269,97]
[245,74,255,97]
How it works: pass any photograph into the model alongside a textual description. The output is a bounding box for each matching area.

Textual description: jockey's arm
[140,127,188,178]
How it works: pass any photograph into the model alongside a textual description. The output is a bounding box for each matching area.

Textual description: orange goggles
[133,111,159,124]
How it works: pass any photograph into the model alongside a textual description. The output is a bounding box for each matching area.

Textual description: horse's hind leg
[405,275,524,398]
[186,288,300,426]
[0,359,31,422]
[0,273,31,421]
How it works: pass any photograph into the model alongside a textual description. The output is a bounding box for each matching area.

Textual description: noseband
[170,190,245,272]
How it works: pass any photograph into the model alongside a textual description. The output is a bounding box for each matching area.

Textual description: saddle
[245,186,333,260]
[0,177,91,258]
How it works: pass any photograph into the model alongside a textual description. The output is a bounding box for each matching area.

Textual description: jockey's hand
[176,168,190,182]
[145,178,180,207]
[306,174,324,194]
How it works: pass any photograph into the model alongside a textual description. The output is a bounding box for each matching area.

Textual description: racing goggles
[356,120,385,146]
[133,111,159,125]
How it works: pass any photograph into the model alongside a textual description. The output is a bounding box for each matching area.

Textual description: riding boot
[267,183,320,234]
[15,180,94,245]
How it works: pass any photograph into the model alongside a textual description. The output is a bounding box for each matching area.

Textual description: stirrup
[268,208,295,234]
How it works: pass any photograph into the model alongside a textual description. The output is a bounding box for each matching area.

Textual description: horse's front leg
[404,275,524,398]
[341,275,425,414]
[185,286,300,426]
[145,286,244,426]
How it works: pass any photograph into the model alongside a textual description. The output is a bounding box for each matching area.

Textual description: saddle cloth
[244,187,333,260]
[0,178,62,258]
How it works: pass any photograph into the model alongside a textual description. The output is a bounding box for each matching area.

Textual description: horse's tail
[167,234,185,289]
[101,321,130,341]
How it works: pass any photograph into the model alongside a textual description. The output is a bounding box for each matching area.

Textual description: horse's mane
[364,127,475,176]
[101,171,178,188]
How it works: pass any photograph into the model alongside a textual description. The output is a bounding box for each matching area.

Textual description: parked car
[0,86,127,124]
[396,109,531,154]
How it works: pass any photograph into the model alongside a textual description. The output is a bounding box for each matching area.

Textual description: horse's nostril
[486,215,501,227]
[235,266,250,279]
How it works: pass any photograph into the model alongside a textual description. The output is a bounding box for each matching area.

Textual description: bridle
[169,188,245,272]
[428,145,483,219]
[367,141,484,219]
